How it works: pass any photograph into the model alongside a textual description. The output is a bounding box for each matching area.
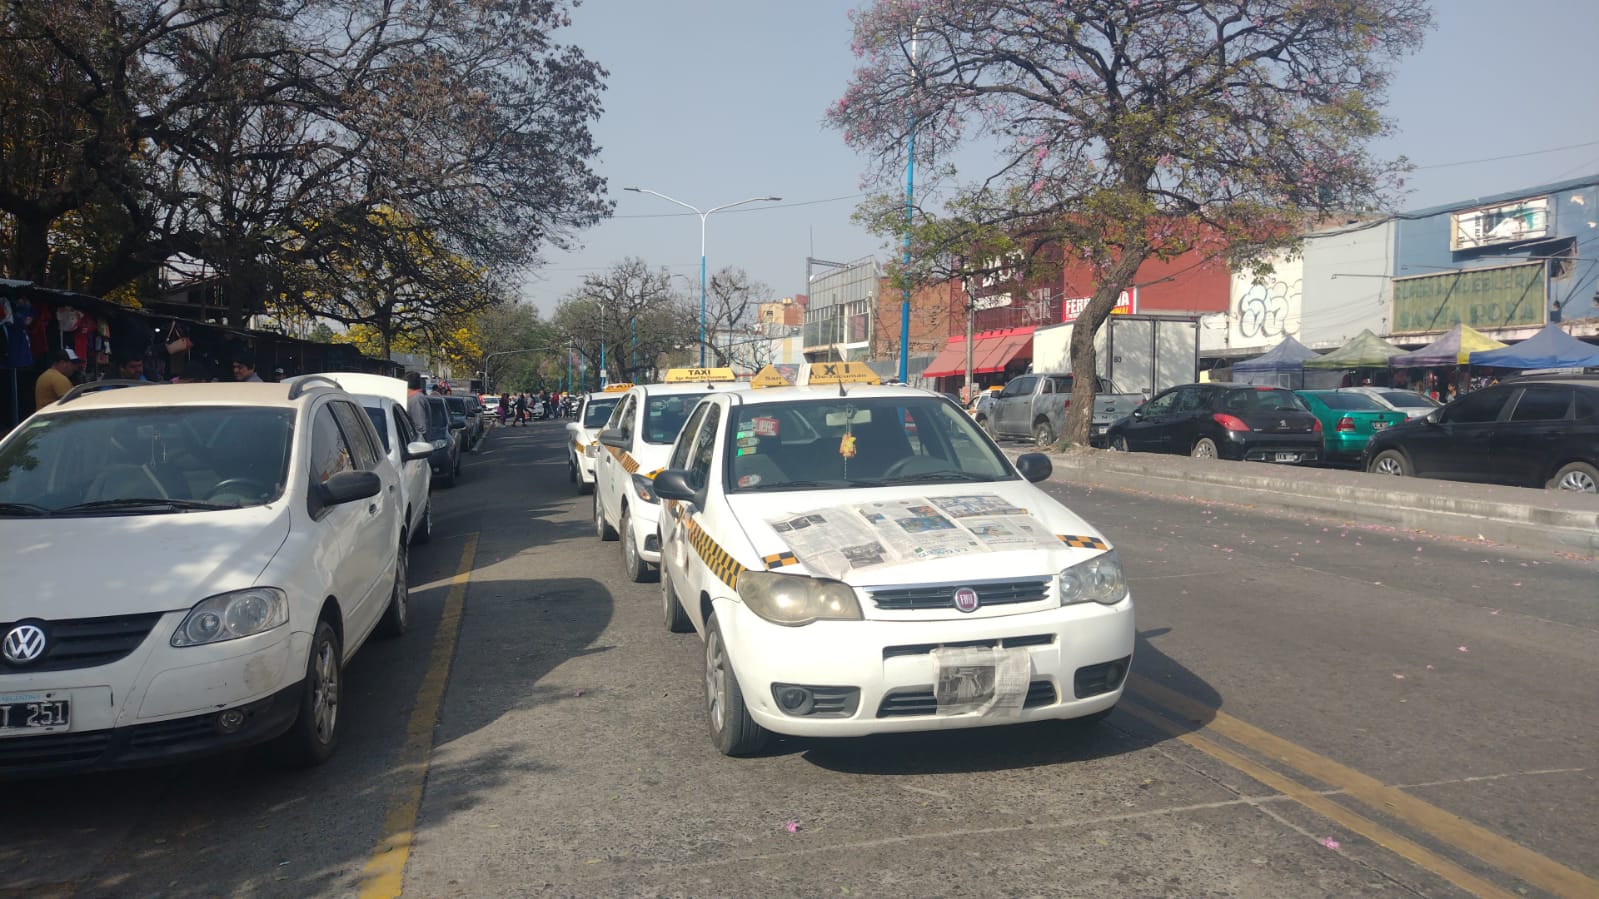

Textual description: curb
[1019,448,1599,559]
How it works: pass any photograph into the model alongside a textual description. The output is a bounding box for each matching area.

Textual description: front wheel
[274,620,342,767]
[412,500,432,545]
[705,612,768,756]
[1549,461,1598,493]
[621,508,654,583]
[1368,449,1410,477]
[662,570,693,633]
[378,542,409,638]
[1109,434,1129,453]
[1190,437,1218,460]
[1033,420,1055,447]
[594,491,617,541]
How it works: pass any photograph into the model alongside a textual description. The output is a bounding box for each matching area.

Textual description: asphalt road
[2,421,1595,898]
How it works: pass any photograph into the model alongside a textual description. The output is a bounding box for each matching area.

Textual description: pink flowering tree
[830,0,1432,446]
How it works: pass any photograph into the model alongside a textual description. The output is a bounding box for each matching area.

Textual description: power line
[1412,138,1599,170]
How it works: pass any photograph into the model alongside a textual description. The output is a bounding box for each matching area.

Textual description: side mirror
[653,469,704,508]
[403,440,435,461]
[1131,408,1145,419]
[1014,452,1053,483]
[318,470,382,506]
[1424,409,1443,425]
[599,428,629,448]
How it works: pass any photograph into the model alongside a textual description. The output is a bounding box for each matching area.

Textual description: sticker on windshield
[737,473,763,488]
[751,416,780,437]
[737,436,760,448]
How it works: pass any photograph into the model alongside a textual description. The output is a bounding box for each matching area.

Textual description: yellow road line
[359,534,478,899]
[1120,701,1517,898]
[1129,674,1599,898]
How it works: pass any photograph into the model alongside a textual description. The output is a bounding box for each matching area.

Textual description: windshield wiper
[898,471,991,483]
[0,502,50,517]
[53,498,232,515]
[741,479,844,492]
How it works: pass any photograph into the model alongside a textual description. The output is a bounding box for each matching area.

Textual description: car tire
[568,456,577,483]
[662,570,693,633]
[378,541,409,638]
[1033,420,1055,447]
[1368,449,1410,477]
[275,619,342,767]
[1548,461,1599,493]
[621,507,654,582]
[594,491,617,541]
[1109,435,1129,452]
[578,477,594,496]
[412,501,432,545]
[1189,437,1218,459]
[705,612,767,757]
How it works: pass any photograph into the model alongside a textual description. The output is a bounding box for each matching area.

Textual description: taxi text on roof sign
[602,383,633,392]
[663,367,738,383]
[797,362,881,386]
[749,365,793,389]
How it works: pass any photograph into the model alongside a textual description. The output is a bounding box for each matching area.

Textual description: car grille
[883,633,1054,660]
[0,613,163,673]
[869,577,1052,611]
[0,730,113,770]
[876,680,1057,717]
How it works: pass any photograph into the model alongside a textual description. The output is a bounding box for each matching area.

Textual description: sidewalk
[1027,448,1599,559]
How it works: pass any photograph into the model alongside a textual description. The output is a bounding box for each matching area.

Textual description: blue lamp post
[623,187,782,366]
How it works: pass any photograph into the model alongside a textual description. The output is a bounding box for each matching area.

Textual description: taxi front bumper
[627,500,663,563]
[712,595,1134,737]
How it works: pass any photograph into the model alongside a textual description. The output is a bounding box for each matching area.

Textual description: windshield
[1312,392,1384,411]
[642,395,697,444]
[445,398,467,419]
[583,397,620,428]
[727,395,1013,493]
[0,406,295,515]
[1378,390,1439,409]
[363,406,390,451]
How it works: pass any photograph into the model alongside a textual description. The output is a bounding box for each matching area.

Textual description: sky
[523,0,1599,316]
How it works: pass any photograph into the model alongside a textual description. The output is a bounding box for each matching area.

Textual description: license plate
[0,693,70,734]
[1273,452,1300,463]
[1372,422,1389,430]
[1092,425,1107,435]
[931,646,1031,717]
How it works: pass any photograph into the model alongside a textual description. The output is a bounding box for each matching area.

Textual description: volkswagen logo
[2,623,47,665]
[952,587,980,613]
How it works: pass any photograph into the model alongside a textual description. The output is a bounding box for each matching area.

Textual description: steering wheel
[882,456,952,480]
[206,478,274,504]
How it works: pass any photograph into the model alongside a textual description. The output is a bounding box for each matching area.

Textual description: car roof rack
[287,374,344,400]
[57,379,151,405]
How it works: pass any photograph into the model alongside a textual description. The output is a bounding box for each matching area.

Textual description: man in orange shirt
[34,348,82,409]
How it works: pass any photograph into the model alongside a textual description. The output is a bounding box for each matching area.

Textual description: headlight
[1058,550,1127,606]
[631,473,660,504]
[432,439,448,450]
[172,588,289,647]
[736,571,863,626]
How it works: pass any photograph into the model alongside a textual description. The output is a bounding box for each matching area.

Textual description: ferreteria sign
[1391,262,1545,335]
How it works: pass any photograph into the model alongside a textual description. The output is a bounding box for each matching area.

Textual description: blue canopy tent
[1467,324,1599,370]
[1231,336,1326,388]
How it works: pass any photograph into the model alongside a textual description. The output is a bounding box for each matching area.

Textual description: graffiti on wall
[1235,278,1300,341]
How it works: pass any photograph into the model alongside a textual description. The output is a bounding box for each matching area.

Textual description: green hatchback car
[1295,390,1409,465]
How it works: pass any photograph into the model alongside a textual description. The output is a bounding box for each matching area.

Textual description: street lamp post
[623,187,781,367]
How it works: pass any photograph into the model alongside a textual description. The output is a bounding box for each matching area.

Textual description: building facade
[802,258,879,362]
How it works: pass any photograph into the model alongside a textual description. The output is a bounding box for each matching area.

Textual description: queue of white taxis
[634,365,1135,756]
[565,385,627,494]
[591,369,750,582]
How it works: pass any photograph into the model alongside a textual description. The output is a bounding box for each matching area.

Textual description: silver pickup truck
[985,372,1146,447]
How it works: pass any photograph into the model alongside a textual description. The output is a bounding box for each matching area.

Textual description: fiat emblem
[952,587,980,613]
[2,624,46,665]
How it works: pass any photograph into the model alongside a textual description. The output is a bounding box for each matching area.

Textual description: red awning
[919,340,971,379]
[975,333,1033,373]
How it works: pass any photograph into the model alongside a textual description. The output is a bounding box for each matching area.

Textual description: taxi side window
[308,405,355,487]
[330,400,381,470]
[394,405,418,447]
[670,402,711,470]
[686,405,722,491]
[611,395,636,442]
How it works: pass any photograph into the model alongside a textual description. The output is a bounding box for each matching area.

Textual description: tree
[0,0,611,326]
[702,266,773,367]
[831,0,1430,445]
[474,303,557,393]
[551,258,695,387]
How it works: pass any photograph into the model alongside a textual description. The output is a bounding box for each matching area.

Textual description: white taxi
[652,365,1134,755]
[593,369,748,582]
[565,384,629,494]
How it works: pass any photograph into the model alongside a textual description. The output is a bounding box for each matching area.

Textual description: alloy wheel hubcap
[1559,471,1596,492]
[312,641,339,743]
[395,549,408,626]
[706,632,726,730]
[1377,458,1402,475]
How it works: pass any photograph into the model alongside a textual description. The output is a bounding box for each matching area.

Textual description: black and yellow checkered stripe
[606,445,641,473]
[762,551,800,570]
[1057,534,1110,550]
[686,517,747,589]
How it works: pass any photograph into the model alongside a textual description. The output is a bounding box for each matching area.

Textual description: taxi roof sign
[798,362,881,386]
[602,383,633,393]
[749,365,793,389]
[662,367,738,383]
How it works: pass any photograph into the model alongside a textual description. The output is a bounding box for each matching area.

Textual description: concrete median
[1028,448,1599,559]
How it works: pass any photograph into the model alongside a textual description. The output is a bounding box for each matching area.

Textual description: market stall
[1467,324,1599,371]
[1230,335,1326,389]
